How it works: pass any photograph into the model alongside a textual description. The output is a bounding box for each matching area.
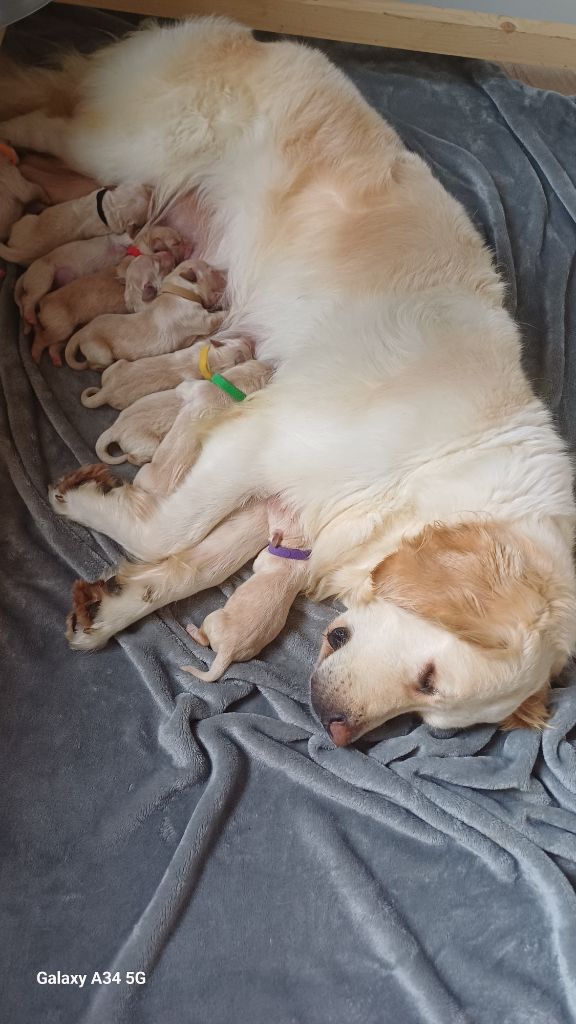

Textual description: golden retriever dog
[64,258,225,369]
[0,183,150,265]
[6,19,576,743]
[0,143,46,241]
[184,501,310,681]
[95,359,272,466]
[80,336,252,410]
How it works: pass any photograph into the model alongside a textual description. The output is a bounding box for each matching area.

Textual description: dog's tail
[182,650,233,683]
[65,335,90,370]
[95,428,128,465]
[81,386,107,408]
[0,51,87,120]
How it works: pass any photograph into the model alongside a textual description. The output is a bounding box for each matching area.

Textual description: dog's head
[311,521,576,745]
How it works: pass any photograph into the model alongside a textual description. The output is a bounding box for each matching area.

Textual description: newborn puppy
[0,183,151,265]
[15,233,131,329]
[31,265,127,366]
[32,251,170,365]
[132,224,190,263]
[65,258,225,370]
[80,336,251,409]
[98,359,273,466]
[183,501,310,681]
[134,360,273,493]
[0,143,47,242]
[119,249,176,312]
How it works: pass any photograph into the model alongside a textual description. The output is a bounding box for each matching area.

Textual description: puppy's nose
[325,713,352,747]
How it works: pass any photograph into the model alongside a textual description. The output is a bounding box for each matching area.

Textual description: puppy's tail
[96,428,128,465]
[182,650,233,683]
[81,386,107,408]
[65,335,89,370]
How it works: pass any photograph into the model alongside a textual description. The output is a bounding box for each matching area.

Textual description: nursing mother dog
[2,18,575,745]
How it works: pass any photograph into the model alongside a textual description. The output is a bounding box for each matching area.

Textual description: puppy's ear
[500,688,550,730]
[142,283,157,303]
[371,522,549,653]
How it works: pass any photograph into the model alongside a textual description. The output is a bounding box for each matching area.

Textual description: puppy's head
[311,522,576,745]
[135,225,191,263]
[175,259,227,308]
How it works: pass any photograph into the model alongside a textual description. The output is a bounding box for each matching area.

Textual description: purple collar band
[267,544,312,561]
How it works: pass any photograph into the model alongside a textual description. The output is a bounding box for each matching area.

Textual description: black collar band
[95,187,109,226]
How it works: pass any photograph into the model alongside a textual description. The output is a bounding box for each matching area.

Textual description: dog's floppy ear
[500,688,550,730]
[371,521,549,653]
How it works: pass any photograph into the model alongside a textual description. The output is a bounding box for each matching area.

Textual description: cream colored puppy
[97,359,273,466]
[80,336,251,409]
[0,183,150,265]
[183,502,310,682]
[0,143,46,242]
[65,259,225,370]
[15,233,131,328]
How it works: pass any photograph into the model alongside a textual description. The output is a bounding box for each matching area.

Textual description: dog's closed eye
[417,662,437,695]
[142,283,157,303]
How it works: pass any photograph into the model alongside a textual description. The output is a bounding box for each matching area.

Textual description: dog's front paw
[50,463,123,516]
[66,576,123,650]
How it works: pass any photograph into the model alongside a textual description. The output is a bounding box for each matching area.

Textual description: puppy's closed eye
[417,662,437,695]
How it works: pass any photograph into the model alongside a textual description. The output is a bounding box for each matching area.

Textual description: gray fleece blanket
[2,9,576,1024]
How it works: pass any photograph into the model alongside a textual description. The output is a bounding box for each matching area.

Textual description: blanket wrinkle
[2,9,576,1024]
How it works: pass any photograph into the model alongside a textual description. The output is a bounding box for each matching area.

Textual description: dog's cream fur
[6,18,576,741]
[64,257,225,370]
[96,359,273,466]
[0,183,150,265]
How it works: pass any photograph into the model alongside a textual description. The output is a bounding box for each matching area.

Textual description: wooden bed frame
[54,0,576,68]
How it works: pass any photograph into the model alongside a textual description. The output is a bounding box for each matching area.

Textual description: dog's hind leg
[65,502,268,651]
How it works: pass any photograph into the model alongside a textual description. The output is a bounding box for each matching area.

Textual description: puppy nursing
[81,336,252,409]
[97,358,273,465]
[184,502,310,681]
[65,259,225,369]
[0,183,150,265]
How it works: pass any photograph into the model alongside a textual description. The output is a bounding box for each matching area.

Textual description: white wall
[404,0,576,25]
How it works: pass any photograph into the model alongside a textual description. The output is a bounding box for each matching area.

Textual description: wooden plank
[55,0,576,68]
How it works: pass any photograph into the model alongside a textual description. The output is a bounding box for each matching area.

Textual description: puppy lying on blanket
[80,336,252,409]
[184,501,310,681]
[65,258,225,369]
[32,252,172,365]
[96,358,273,465]
[15,233,132,328]
[0,183,150,265]
[0,143,46,241]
